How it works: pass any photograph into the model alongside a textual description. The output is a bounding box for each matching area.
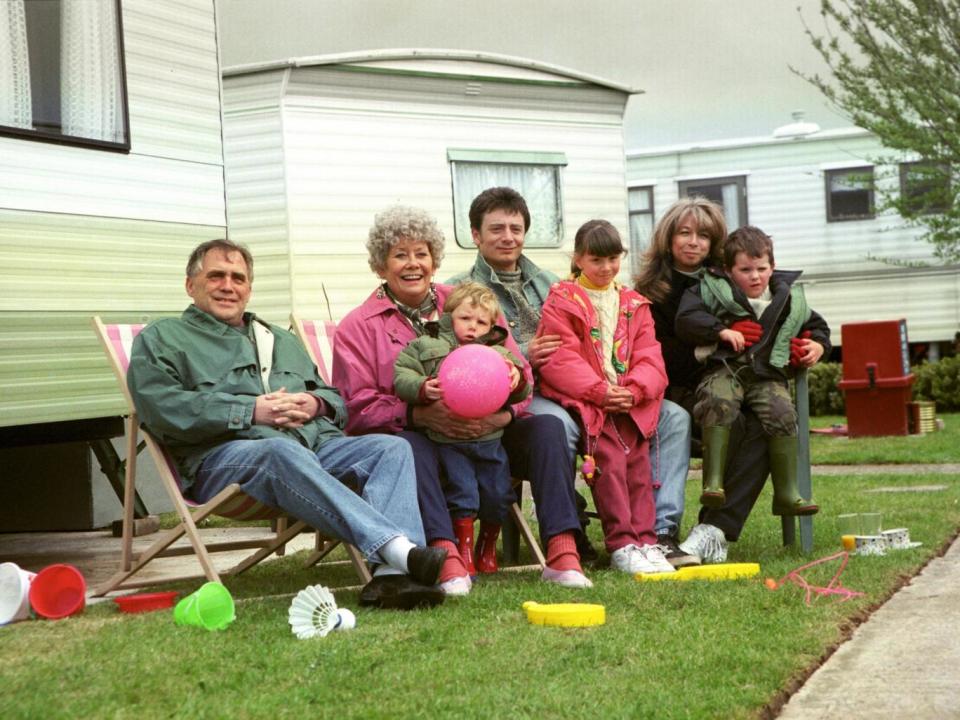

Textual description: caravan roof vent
[773,111,821,138]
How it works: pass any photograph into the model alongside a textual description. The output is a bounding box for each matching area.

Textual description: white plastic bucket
[0,562,37,625]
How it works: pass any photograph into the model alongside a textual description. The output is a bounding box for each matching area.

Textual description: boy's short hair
[468,187,531,232]
[444,281,501,320]
[723,226,775,268]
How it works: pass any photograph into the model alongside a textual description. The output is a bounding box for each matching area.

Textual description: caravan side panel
[0,0,226,428]
[277,66,629,321]
[627,133,958,344]
[222,70,293,323]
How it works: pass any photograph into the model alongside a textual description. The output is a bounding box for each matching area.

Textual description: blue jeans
[437,438,514,524]
[527,392,580,465]
[191,435,425,563]
[404,415,580,547]
[650,399,692,538]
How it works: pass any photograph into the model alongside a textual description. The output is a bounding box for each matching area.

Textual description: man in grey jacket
[447,187,698,567]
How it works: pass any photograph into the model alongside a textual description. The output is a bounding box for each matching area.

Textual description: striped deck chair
[291,314,546,571]
[91,316,369,597]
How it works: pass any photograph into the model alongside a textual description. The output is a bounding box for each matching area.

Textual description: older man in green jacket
[127,239,446,609]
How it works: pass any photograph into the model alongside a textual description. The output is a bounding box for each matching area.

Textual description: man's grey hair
[366,206,445,274]
[185,239,254,280]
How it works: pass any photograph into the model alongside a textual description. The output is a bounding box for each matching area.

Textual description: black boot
[700,425,729,508]
[768,435,818,516]
[574,491,599,564]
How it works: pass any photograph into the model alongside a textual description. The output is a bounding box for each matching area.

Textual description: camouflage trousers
[693,363,797,437]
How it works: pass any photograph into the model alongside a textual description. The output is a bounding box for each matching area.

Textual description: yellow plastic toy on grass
[522,601,605,627]
[635,563,760,582]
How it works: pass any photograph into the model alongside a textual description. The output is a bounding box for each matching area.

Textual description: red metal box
[837,319,914,437]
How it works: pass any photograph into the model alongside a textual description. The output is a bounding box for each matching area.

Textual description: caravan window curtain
[448,149,566,248]
[0,0,32,129]
[0,0,129,150]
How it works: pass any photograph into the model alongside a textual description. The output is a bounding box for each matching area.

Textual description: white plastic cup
[861,512,883,535]
[0,562,37,625]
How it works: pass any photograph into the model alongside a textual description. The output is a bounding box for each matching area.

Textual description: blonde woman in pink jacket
[538,220,675,576]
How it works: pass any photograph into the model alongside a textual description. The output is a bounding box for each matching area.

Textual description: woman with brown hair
[635,197,771,563]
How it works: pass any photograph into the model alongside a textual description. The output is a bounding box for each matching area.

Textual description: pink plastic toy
[438,345,512,418]
[764,551,865,605]
[580,455,597,481]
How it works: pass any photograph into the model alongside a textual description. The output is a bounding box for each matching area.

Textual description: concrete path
[778,536,960,719]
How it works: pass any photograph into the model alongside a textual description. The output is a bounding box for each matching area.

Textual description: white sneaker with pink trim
[542,567,593,588]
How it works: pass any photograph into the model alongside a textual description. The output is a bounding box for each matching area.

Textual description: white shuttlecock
[288,584,338,639]
[333,607,356,631]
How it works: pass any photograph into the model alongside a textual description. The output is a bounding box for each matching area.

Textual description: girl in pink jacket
[538,220,675,575]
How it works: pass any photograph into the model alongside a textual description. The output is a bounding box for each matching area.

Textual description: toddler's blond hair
[444,281,501,321]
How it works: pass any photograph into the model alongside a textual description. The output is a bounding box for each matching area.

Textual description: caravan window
[448,149,566,248]
[899,161,950,215]
[0,0,129,151]
[678,176,748,230]
[627,186,654,277]
[825,167,874,221]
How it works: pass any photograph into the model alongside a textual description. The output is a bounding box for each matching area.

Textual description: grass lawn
[2,462,958,719]
[809,412,959,464]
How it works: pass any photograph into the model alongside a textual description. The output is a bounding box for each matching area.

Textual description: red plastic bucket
[29,564,86,619]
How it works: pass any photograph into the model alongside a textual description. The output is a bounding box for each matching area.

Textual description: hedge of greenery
[912,356,960,411]
[805,356,960,415]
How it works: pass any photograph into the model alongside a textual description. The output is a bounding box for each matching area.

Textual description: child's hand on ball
[422,377,444,401]
[506,361,521,391]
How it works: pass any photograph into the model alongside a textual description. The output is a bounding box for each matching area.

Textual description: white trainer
[637,544,677,574]
[679,523,728,564]
[611,544,660,574]
[610,544,642,574]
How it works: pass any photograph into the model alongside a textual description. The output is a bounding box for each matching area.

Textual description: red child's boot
[452,516,477,576]
[474,523,501,574]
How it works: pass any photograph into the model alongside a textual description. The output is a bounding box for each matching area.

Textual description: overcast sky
[218,0,853,149]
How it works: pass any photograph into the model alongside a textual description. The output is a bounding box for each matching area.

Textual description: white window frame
[627,185,654,277]
[447,148,566,248]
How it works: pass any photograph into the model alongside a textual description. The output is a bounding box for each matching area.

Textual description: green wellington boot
[768,435,819,516]
[700,426,730,508]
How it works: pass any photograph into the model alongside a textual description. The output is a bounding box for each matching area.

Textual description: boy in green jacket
[394,282,529,576]
[676,226,831,516]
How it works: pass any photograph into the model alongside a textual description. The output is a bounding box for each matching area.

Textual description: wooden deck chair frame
[91,316,369,597]
[290,314,546,572]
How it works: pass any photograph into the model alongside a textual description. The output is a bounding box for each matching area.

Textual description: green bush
[804,357,960,415]
[806,361,846,415]
[912,356,960,411]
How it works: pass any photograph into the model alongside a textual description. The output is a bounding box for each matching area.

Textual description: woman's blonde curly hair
[367,206,446,274]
